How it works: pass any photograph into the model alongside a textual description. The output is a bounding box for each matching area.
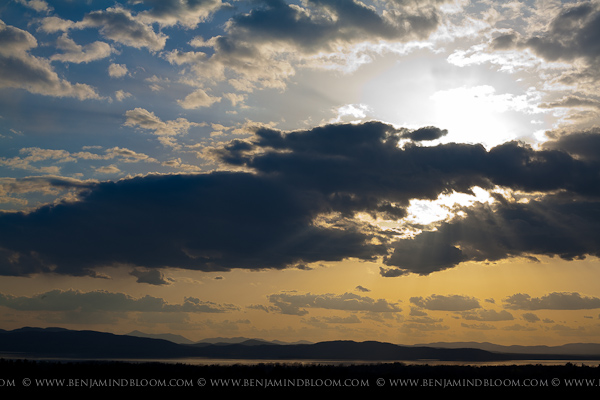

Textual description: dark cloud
[78,6,167,51]
[0,289,238,313]
[0,20,99,99]
[0,171,385,277]
[216,121,494,219]
[385,193,600,274]
[491,3,600,82]
[400,126,448,141]
[130,268,172,285]
[542,128,600,162]
[223,0,440,54]
[2,121,600,278]
[185,0,444,89]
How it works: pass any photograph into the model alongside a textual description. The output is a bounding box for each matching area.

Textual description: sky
[0,0,600,347]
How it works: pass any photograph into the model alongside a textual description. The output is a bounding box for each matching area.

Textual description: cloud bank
[1,121,599,278]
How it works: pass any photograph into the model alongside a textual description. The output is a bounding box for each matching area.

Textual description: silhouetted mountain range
[2,327,600,362]
[417,341,600,356]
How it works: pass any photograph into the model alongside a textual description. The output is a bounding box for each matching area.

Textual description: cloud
[483,2,600,85]
[130,268,172,285]
[2,121,600,278]
[114,90,132,101]
[400,126,448,142]
[108,63,128,78]
[384,191,600,274]
[410,294,481,311]
[177,88,221,109]
[16,0,51,13]
[0,146,155,175]
[38,16,75,33]
[77,6,168,51]
[539,95,600,110]
[461,309,514,321]
[0,171,385,277]
[522,312,540,323]
[171,0,446,91]
[0,289,238,313]
[50,34,112,64]
[0,20,100,99]
[542,128,600,162]
[124,108,202,146]
[461,322,497,330]
[504,292,600,310]
[0,175,96,207]
[136,0,224,28]
[268,291,402,315]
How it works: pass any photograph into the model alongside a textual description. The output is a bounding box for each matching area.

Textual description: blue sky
[1,0,600,345]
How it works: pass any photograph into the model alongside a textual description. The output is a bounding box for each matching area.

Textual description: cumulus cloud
[77,6,167,51]
[0,145,155,175]
[124,108,202,146]
[168,0,447,91]
[0,20,100,99]
[135,0,224,28]
[461,309,514,321]
[38,16,75,33]
[16,0,51,13]
[130,268,172,285]
[504,292,600,310]
[0,171,385,277]
[0,289,238,313]
[50,34,112,64]
[0,175,96,207]
[384,192,600,274]
[177,88,221,109]
[1,121,600,277]
[482,2,600,86]
[108,63,128,78]
[267,291,402,315]
[400,126,448,141]
[410,294,481,311]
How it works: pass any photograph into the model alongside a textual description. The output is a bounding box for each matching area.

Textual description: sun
[429,85,529,148]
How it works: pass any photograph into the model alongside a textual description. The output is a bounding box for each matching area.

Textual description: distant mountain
[418,341,600,356]
[126,330,195,345]
[0,327,196,359]
[195,336,270,345]
[195,337,312,345]
[2,327,600,362]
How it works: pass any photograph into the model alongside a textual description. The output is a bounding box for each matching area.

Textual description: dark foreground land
[2,359,600,394]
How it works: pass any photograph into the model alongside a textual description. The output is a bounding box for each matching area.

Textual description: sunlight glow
[430,85,539,148]
[406,187,494,225]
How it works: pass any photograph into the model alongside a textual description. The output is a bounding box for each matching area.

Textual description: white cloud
[16,0,51,13]
[38,16,75,33]
[136,0,224,29]
[114,90,131,101]
[124,108,203,146]
[50,34,112,64]
[108,63,128,78]
[178,88,221,109]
